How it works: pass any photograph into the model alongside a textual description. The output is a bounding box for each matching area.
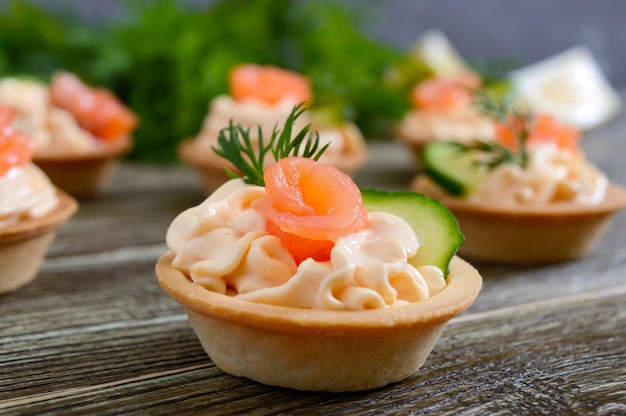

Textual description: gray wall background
[365,0,626,88]
[4,0,626,88]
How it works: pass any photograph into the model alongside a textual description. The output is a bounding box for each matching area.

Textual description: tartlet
[393,31,501,162]
[414,98,626,263]
[33,135,132,197]
[157,108,482,391]
[0,106,78,293]
[156,252,481,392]
[178,64,367,194]
[395,74,495,162]
[413,176,626,263]
[0,72,137,197]
[0,189,77,294]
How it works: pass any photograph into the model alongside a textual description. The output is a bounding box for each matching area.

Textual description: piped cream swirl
[0,164,59,226]
[469,142,608,206]
[0,78,95,156]
[398,107,495,143]
[194,96,365,169]
[166,179,444,310]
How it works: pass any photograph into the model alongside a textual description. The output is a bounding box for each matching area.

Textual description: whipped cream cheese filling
[195,95,359,167]
[398,107,495,143]
[0,164,59,226]
[166,179,444,310]
[0,78,95,156]
[469,142,608,206]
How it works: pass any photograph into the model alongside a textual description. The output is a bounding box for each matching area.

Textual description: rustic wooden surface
[1,109,625,415]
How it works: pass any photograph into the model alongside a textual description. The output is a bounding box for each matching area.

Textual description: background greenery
[0,0,431,162]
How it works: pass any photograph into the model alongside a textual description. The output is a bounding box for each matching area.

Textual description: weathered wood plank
[0,261,178,337]
[1,289,623,415]
[46,188,204,258]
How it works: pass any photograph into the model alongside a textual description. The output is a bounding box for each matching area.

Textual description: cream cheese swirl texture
[0,78,95,156]
[0,164,59,226]
[195,95,364,169]
[469,142,607,207]
[398,106,495,143]
[166,179,445,310]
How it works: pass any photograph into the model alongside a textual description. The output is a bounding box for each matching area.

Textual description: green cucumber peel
[422,141,486,197]
[360,188,464,277]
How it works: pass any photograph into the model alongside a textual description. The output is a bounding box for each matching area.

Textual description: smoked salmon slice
[229,64,312,106]
[253,156,367,263]
[50,72,137,142]
[0,105,36,176]
[411,74,479,111]
[496,113,580,153]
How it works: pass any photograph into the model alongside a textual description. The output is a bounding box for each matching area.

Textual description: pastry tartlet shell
[34,137,132,198]
[413,176,626,263]
[156,251,482,392]
[0,189,78,294]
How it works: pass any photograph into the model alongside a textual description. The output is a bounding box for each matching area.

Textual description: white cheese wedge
[409,29,469,77]
[510,46,621,130]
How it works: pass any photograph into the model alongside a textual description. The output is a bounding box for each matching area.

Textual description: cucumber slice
[423,141,485,196]
[361,189,464,276]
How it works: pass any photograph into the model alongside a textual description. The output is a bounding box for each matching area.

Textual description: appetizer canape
[0,72,137,197]
[178,63,367,193]
[395,72,495,157]
[0,105,77,294]
[413,94,626,263]
[393,30,501,160]
[156,105,482,392]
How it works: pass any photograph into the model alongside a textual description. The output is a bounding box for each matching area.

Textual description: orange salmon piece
[50,72,137,141]
[253,157,367,263]
[265,220,335,264]
[496,113,580,152]
[0,105,36,176]
[229,64,312,105]
[411,74,478,111]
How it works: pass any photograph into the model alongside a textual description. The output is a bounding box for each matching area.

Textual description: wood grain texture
[1,290,623,415]
[1,101,626,414]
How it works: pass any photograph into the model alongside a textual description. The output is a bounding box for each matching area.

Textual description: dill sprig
[472,90,515,123]
[212,103,330,187]
[452,91,533,170]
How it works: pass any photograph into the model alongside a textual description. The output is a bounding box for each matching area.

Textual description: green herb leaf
[450,91,533,170]
[211,103,330,187]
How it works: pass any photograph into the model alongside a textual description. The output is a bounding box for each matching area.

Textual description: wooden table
[1,111,625,415]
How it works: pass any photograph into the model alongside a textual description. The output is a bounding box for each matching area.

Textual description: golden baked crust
[156,251,482,391]
[412,176,626,263]
[33,137,132,197]
[0,189,78,293]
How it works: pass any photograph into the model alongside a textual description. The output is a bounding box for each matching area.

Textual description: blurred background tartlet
[179,63,367,193]
[0,72,136,197]
[0,105,77,294]
[413,98,626,263]
[394,31,497,160]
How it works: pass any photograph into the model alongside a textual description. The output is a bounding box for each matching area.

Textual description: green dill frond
[453,91,536,170]
[472,90,513,123]
[211,103,330,187]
